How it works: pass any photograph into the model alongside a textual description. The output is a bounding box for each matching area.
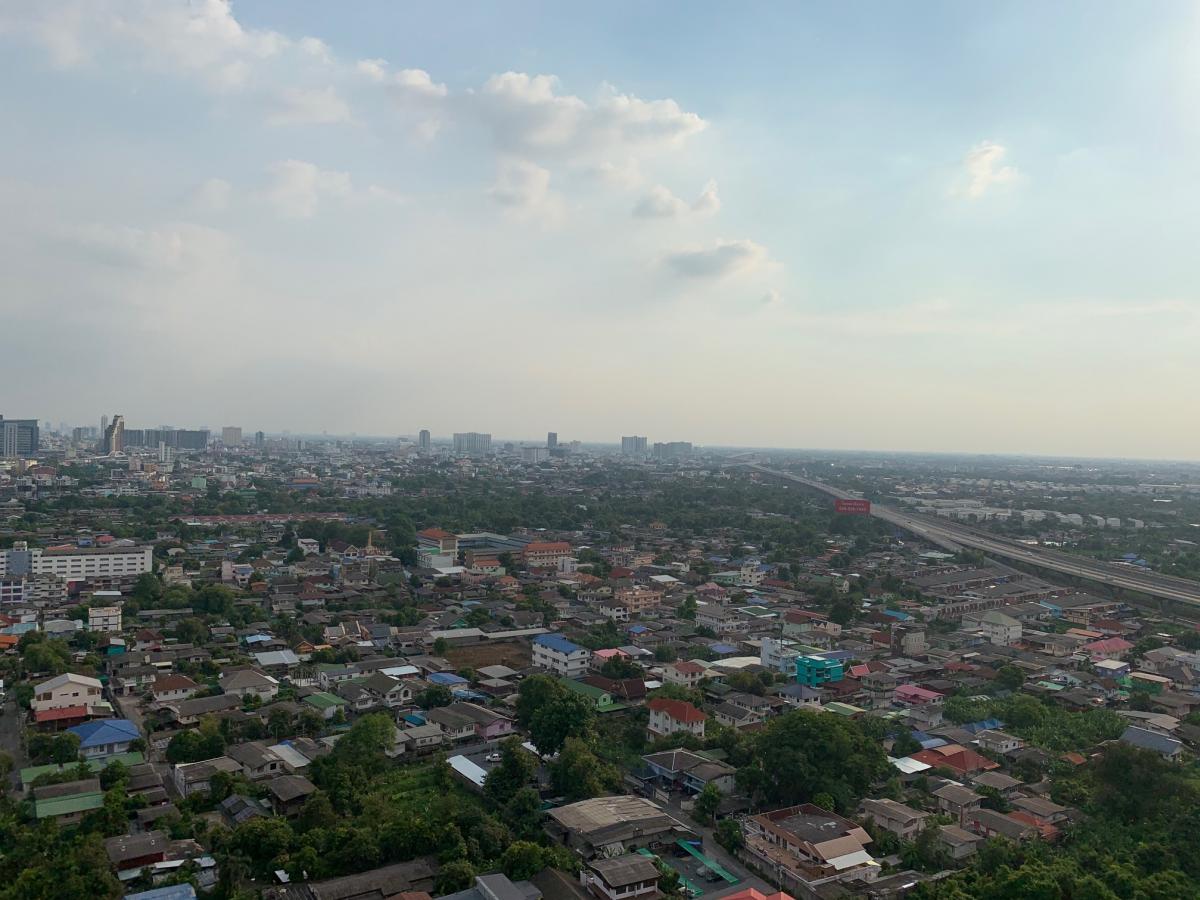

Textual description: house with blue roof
[532,633,590,678]
[67,718,140,760]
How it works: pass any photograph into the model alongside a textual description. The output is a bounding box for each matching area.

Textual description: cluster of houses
[9,484,1200,899]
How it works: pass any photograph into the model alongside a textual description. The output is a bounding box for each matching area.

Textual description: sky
[2,1,1199,458]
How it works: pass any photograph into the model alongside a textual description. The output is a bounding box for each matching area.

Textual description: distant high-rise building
[452,432,492,455]
[652,441,693,460]
[100,416,108,440]
[418,429,431,452]
[221,426,243,446]
[0,418,39,458]
[102,415,125,454]
[174,429,209,450]
[523,446,550,464]
[547,431,558,449]
[255,431,265,447]
[621,435,648,456]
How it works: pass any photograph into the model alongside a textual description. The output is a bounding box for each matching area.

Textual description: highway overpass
[748,465,1200,609]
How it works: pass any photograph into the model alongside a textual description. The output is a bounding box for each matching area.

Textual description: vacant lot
[446,640,531,670]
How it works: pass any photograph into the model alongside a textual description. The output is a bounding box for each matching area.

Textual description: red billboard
[835,498,872,516]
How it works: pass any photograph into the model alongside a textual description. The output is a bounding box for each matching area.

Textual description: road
[0,697,24,790]
[749,465,1200,608]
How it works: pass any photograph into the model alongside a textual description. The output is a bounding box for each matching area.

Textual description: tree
[166,716,225,763]
[434,860,476,894]
[484,737,536,806]
[433,637,449,656]
[267,705,293,741]
[736,709,888,812]
[28,731,81,765]
[994,665,1025,692]
[693,783,722,824]
[653,645,677,663]
[99,760,128,791]
[418,684,454,709]
[500,841,551,880]
[529,692,596,756]
[549,738,620,801]
[600,656,642,679]
[715,819,743,852]
[503,787,545,840]
[515,675,565,729]
[829,597,856,626]
[891,730,922,757]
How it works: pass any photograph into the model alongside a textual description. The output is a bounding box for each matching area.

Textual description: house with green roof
[33,778,104,824]
[559,677,628,712]
[303,691,349,720]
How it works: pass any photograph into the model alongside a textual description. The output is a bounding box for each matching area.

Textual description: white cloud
[267,86,351,126]
[192,177,232,213]
[665,238,769,280]
[761,289,783,308]
[488,159,564,223]
[391,68,448,99]
[634,185,689,218]
[634,180,721,218]
[692,180,721,215]
[263,160,352,218]
[357,59,447,98]
[478,72,706,162]
[61,222,230,270]
[961,141,1020,198]
[593,159,643,188]
[1,0,296,90]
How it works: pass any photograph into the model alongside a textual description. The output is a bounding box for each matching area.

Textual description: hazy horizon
[3,2,1200,458]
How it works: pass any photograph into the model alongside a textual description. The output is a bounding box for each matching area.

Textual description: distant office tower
[653,441,693,460]
[102,415,125,454]
[100,416,108,440]
[452,432,492,455]
[621,435,648,456]
[547,432,558,449]
[221,426,243,446]
[0,418,39,458]
[174,429,210,450]
[255,431,265,447]
[522,446,550,463]
[418,429,431,452]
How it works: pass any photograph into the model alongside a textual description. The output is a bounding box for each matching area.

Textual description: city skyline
[3,2,1200,458]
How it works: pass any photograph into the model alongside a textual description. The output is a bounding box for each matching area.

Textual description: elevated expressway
[748,465,1200,609]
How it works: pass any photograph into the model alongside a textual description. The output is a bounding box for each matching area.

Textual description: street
[0,697,26,791]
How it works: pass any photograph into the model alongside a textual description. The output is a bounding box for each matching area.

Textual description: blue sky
[2,1,1198,456]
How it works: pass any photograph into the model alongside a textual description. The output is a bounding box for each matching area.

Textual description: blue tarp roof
[534,633,585,654]
[963,718,1005,734]
[68,718,139,748]
[428,672,469,685]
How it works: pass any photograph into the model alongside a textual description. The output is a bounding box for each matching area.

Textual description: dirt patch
[445,640,531,670]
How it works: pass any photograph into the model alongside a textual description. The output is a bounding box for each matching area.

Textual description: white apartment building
[0,543,152,581]
[761,637,802,674]
[531,634,591,678]
[965,610,1022,646]
[88,605,122,633]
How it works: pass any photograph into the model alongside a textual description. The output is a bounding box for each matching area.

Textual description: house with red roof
[1082,637,1134,662]
[911,744,999,776]
[647,698,706,741]
[662,660,706,689]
